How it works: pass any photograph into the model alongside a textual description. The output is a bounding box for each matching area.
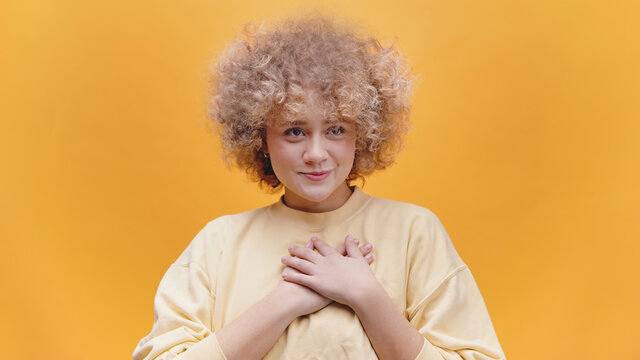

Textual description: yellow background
[1,0,639,359]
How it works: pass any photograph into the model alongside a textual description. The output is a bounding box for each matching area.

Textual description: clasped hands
[278,235,379,317]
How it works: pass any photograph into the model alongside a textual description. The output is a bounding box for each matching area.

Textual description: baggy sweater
[133,187,505,359]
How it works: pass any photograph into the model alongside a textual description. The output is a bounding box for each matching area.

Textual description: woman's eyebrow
[278,119,307,127]
[325,118,345,125]
[276,118,346,126]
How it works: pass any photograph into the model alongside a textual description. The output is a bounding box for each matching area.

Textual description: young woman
[133,15,505,360]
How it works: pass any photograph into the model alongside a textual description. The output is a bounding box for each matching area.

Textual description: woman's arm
[349,281,428,360]
[135,236,374,360]
[213,241,375,360]
[281,236,427,360]
[215,270,325,360]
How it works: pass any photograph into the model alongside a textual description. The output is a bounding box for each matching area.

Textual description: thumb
[345,235,363,259]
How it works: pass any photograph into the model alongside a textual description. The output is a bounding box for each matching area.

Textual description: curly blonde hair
[208,14,413,191]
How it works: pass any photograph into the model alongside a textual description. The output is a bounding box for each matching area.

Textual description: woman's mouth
[301,170,331,181]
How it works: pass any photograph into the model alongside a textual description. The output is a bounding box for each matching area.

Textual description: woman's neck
[282,182,354,213]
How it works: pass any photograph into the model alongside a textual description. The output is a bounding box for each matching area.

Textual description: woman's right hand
[276,239,374,318]
[217,239,375,360]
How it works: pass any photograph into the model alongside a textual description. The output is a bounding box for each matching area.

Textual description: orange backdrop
[1,0,639,359]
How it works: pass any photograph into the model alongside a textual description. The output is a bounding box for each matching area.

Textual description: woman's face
[265,96,356,213]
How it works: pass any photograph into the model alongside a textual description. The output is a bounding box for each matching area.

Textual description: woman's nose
[303,135,328,163]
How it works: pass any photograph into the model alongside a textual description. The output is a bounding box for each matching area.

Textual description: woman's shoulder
[364,193,443,226]
[175,205,271,266]
[363,193,457,250]
[367,194,465,280]
[201,204,272,231]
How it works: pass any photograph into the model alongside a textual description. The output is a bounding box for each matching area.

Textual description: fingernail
[311,236,318,241]
[281,256,287,262]
[364,243,372,250]
[353,238,359,244]
[282,272,288,277]
[288,245,294,251]
[306,241,312,247]
[346,234,353,241]
[365,254,373,261]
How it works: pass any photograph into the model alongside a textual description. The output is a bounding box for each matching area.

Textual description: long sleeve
[133,218,228,360]
[406,210,505,360]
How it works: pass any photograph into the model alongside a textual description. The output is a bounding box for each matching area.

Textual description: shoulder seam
[408,263,469,319]
[170,262,215,297]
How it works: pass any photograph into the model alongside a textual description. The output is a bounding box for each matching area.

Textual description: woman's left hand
[281,235,381,308]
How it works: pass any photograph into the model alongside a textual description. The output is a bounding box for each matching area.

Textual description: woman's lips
[301,170,331,181]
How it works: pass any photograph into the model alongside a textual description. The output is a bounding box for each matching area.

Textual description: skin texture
[282,235,378,306]
[265,91,356,213]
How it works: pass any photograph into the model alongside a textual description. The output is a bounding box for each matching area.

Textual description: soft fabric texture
[133,187,505,359]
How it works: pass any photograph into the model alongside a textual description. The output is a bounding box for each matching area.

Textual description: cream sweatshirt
[133,187,505,359]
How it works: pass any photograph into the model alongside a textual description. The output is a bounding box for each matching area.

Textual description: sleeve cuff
[177,333,227,360]
[414,338,444,360]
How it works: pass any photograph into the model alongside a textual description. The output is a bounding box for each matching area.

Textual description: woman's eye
[328,126,345,136]
[284,128,304,137]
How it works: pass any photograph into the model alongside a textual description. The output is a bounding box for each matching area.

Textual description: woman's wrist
[349,281,425,360]
[270,285,308,321]
[217,287,301,360]
[348,279,387,314]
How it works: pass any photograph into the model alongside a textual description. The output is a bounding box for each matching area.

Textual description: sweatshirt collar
[268,186,371,232]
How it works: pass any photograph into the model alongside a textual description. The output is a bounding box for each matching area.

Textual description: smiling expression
[265,94,356,213]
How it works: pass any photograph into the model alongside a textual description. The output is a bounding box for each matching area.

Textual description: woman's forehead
[266,89,356,127]
[269,116,348,127]
[269,102,339,125]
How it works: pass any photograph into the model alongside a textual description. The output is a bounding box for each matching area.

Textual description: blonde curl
[208,14,414,191]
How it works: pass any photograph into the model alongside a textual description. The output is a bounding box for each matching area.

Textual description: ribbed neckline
[267,186,372,232]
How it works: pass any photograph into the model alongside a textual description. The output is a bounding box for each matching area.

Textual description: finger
[364,253,374,265]
[283,265,301,274]
[360,243,373,256]
[336,242,371,256]
[282,269,316,289]
[306,240,314,249]
[345,234,364,259]
[288,245,321,262]
[281,255,315,274]
[310,237,338,256]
